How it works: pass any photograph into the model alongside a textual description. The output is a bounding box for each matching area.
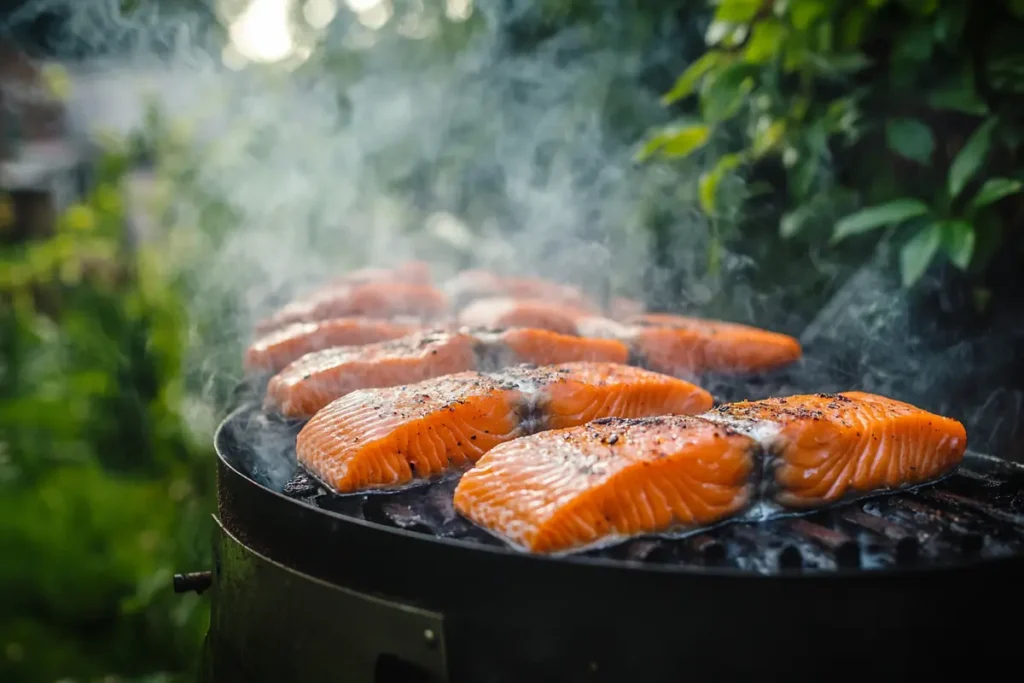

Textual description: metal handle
[173,571,213,595]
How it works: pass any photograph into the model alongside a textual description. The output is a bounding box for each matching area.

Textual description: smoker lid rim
[215,404,1024,579]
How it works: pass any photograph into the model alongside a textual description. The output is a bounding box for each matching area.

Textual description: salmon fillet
[323,260,433,288]
[265,330,476,419]
[444,269,599,311]
[609,296,646,320]
[532,361,713,430]
[473,328,629,368]
[256,282,449,334]
[575,313,802,376]
[295,362,713,493]
[244,318,420,374]
[265,327,637,419]
[458,297,589,335]
[453,415,756,553]
[700,392,967,509]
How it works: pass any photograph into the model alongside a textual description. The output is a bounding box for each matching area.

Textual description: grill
[190,401,1024,683]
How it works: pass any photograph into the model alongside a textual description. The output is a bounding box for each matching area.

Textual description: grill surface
[208,403,1024,683]
[231,404,1024,574]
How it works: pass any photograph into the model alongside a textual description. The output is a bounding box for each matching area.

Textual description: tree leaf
[700,63,755,123]
[714,0,764,23]
[780,204,813,238]
[939,219,975,270]
[811,52,870,75]
[790,0,828,30]
[633,124,711,162]
[900,221,942,287]
[948,118,997,199]
[662,53,720,106]
[831,198,931,243]
[744,19,786,64]
[661,125,711,158]
[885,118,934,164]
[699,153,743,215]
[971,177,1023,209]
[927,72,988,115]
[751,118,785,157]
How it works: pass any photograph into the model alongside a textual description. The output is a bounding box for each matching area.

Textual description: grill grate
[239,412,1024,574]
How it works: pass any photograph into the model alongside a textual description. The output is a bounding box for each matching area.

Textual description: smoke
[7,0,1023,463]
[11,0,697,426]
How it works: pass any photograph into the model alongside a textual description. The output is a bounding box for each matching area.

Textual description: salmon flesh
[295,362,714,494]
[255,282,450,334]
[245,318,422,374]
[700,391,967,509]
[457,297,591,336]
[265,328,632,419]
[453,415,757,554]
[444,269,600,311]
[454,391,966,553]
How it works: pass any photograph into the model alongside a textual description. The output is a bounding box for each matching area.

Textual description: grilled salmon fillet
[473,328,629,368]
[245,318,421,374]
[700,392,967,508]
[609,296,646,320]
[444,269,599,311]
[574,313,802,376]
[266,327,636,419]
[624,313,802,375]
[453,415,756,553]
[256,282,449,334]
[458,297,589,336]
[265,330,476,418]
[323,260,433,288]
[295,362,713,493]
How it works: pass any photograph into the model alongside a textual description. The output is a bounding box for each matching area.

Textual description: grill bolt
[173,571,213,595]
[423,629,437,648]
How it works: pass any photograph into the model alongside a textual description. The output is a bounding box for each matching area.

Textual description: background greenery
[2,1,1022,681]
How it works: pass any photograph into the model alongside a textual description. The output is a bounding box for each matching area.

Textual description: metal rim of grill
[219,403,1024,577]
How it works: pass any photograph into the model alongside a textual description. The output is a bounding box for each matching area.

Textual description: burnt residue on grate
[251,414,1024,574]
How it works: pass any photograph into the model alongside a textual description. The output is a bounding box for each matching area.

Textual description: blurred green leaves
[971,178,1024,209]
[832,199,930,242]
[0,119,212,683]
[886,118,934,164]
[635,124,710,161]
[644,0,1024,289]
[900,221,941,286]
[948,118,996,199]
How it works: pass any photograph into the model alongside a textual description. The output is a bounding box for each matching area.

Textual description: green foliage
[0,122,211,682]
[645,0,1024,290]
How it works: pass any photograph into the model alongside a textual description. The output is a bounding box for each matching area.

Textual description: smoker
[177,400,1024,683]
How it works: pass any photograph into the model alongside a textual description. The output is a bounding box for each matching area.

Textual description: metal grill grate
[241,412,1024,574]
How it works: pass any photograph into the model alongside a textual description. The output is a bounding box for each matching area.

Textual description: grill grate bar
[916,488,1024,526]
[266,435,1024,574]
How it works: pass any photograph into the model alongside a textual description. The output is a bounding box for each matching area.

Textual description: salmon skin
[265,327,632,419]
[444,269,600,312]
[245,318,421,374]
[575,313,802,377]
[453,415,757,554]
[700,392,967,511]
[295,361,714,494]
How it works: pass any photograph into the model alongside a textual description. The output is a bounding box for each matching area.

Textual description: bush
[640,0,1024,300]
[0,131,212,683]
